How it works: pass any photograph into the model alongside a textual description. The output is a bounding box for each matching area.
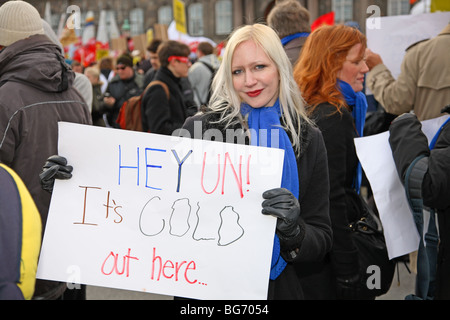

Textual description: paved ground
[376,260,415,300]
[85,259,415,300]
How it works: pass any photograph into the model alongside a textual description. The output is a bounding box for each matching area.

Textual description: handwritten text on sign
[36,123,283,300]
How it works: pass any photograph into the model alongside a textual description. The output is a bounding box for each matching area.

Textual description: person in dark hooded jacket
[389,108,450,300]
[0,1,92,300]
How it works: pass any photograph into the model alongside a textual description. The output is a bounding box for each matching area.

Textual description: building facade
[20,0,412,43]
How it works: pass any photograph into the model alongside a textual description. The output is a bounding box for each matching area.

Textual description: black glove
[261,188,301,240]
[335,273,361,300]
[39,155,73,193]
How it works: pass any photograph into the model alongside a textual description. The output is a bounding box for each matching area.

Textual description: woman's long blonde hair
[208,23,311,154]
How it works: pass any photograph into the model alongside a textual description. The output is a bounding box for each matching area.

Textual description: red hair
[293,24,366,115]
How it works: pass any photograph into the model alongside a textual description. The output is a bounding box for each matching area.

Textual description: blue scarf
[429,117,450,150]
[241,99,299,280]
[337,79,368,194]
[281,32,310,46]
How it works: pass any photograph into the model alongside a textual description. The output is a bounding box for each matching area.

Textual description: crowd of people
[0,0,449,301]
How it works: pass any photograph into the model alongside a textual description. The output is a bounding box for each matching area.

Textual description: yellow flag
[431,0,450,12]
[173,0,187,34]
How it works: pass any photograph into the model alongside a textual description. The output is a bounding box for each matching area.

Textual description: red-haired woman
[294,24,370,300]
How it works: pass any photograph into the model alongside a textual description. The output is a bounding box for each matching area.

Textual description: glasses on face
[116,65,127,71]
[168,56,190,64]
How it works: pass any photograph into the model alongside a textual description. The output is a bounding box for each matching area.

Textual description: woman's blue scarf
[337,79,368,193]
[241,99,299,280]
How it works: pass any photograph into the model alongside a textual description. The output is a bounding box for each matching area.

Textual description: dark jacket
[104,72,143,127]
[284,36,308,66]
[181,110,332,300]
[0,164,42,300]
[0,34,92,226]
[305,102,360,298]
[0,34,92,299]
[141,66,190,135]
[389,113,450,300]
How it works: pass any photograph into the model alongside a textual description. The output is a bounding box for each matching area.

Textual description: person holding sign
[294,25,370,299]
[180,23,332,299]
[389,110,450,300]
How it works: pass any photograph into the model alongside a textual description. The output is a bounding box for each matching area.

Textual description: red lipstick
[247,89,263,97]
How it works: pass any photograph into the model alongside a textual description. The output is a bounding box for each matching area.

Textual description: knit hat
[116,54,133,68]
[0,1,45,47]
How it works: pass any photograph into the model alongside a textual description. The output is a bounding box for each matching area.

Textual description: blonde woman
[181,23,332,299]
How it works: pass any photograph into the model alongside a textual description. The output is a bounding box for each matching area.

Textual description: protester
[99,56,115,94]
[72,71,93,113]
[294,24,370,299]
[267,0,311,66]
[84,66,106,126]
[0,1,92,299]
[136,49,152,75]
[103,53,144,128]
[389,109,450,300]
[365,22,450,121]
[71,60,84,73]
[0,163,42,300]
[188,41,221,107]
[180,23,332,299]
[141,40,196,134]
[143,39,163,87]
[144,39,196,115]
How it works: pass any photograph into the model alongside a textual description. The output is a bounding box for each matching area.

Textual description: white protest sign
[354,115,450,260]
[354,132,419,260]
[365,11,450,94]
[37,122,284,300]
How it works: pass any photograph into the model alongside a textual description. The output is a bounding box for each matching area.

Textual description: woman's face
[231,40,280,108]
[337,43,369,93]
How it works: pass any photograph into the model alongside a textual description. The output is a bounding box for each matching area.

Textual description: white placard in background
[366,12,450,94]
[354,115,449,259]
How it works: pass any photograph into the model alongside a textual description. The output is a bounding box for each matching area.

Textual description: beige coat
[367,23,450,121]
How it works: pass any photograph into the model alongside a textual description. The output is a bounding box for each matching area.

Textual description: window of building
[215,0,232,35]
[332,0,353,23]
[189,3,204,36]
[158,5,173,25]
[388,0,410,16]
[130,8,144,36]
[50,13,60,32]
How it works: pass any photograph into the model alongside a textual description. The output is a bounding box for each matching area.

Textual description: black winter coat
[389,113,450,300]
[181,110,332,300]
[105,73,143,127]
[302,103,360,299]
[141,67,192,135]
